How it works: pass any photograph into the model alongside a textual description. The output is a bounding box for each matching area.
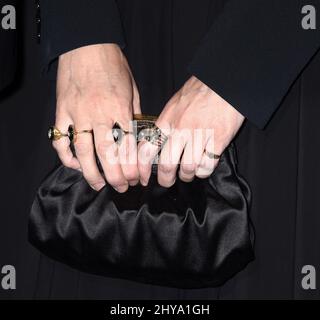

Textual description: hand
[53,44,141,192]
[138,76,245,187]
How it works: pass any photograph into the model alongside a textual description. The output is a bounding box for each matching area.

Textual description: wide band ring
[204,149,221,160]
[144,125,169,149]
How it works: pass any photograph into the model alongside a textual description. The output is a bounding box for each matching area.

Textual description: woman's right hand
[53,44,141,193]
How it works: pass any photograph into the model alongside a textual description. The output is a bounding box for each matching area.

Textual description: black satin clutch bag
[28,115,255,289]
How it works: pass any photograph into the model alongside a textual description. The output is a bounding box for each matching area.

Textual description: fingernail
[114,184,128,193]
[140,179,148,186]
[129,180,139,186]
[91,182,106,191]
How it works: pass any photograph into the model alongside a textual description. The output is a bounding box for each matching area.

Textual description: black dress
[1,1,320,299]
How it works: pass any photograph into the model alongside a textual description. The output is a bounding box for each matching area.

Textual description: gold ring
[48,126,69,141]
[204,150,221,160]
[68,125,93,143]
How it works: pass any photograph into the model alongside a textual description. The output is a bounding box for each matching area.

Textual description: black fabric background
[0,0,18,91]
[0,1,320,299]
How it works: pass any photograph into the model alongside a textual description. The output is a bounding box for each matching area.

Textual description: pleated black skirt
[1,1,320,299]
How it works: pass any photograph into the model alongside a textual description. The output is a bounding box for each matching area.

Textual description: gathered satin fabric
[28,144,254,289]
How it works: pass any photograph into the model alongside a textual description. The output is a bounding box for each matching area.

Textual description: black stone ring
[112,122,134,144]
[68,125,93,143]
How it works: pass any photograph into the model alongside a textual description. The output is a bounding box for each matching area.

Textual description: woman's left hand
[138,76,245,187]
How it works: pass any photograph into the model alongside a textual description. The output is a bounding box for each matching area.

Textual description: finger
[195,136,217,178]
[178,127,205,182]
[118,131,140,186]
[158,131,186,187]
[94,123,129,193]
[138,119,172,186]
[137,140,159,186]
[73,120,105,191]
[179,141,197,182]
[52,115,80,170]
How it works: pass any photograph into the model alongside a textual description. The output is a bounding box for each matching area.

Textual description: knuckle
[199,158,215,170]
[181,163,197,174]
[138,142,154,157]
[158,163,175,174]
[74,142,92,156]
[123,168,139,181]
[179,168,195,182]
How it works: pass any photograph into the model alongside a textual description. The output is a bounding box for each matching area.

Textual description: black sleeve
[39,0,125,76]
[188,0,320,129]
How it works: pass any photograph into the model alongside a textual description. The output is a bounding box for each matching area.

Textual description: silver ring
[144,125,168,149]
[204,150,221,160]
